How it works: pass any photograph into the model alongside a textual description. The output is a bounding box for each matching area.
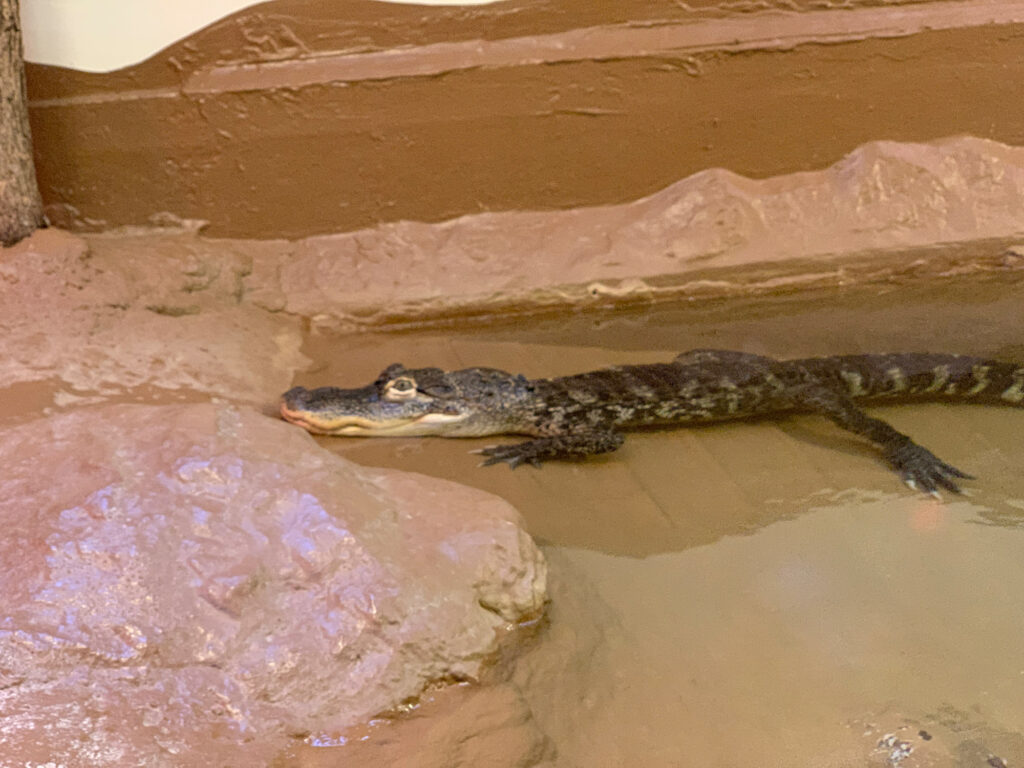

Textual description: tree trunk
[0,0,44,246]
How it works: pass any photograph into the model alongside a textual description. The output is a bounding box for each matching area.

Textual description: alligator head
[279,363,533,437]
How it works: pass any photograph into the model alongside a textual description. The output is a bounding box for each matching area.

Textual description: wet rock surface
[0,403,546,765]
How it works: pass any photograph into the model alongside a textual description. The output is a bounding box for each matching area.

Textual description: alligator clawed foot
[472,431,623,468]
[472,444,542,469]
[886,442,973,497]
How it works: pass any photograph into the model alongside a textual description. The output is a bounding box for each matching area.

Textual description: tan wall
[25,0,1024,239]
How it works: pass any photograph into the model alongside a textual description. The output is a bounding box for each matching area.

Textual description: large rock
[0,403,546,765]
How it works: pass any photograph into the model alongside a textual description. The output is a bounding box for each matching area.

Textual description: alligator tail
[795,353,1024,406]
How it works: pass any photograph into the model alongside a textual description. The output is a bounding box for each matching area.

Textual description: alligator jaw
[279,399,467,436]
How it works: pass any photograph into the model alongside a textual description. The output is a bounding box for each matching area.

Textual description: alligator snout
[279,386,312,427]
[280,386,310,410]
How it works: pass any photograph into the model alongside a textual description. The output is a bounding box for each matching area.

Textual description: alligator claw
[473,431,623,469]
[473,444,538,469]
[887,442,973,496]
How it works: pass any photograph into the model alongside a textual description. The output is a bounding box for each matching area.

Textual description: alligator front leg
[794,387,972,495]
[476,430,625,469]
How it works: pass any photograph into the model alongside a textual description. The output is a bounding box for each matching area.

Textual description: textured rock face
[0,228,308,405]
[0,403,546,765]
[263,137,1024,326]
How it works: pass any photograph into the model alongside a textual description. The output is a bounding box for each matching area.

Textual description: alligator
[279,350,1024,495]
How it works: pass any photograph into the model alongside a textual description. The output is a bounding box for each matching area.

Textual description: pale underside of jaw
[281,407,468,436]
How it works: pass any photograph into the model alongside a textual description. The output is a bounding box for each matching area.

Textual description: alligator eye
[384,377,418,400]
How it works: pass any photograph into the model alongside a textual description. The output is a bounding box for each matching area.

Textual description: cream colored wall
[21,0,503,73]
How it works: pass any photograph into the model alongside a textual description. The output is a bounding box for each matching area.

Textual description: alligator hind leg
[476,430,625,469]
[794,386,972,495]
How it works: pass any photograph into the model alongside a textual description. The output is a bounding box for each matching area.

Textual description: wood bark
[0,0,44,246]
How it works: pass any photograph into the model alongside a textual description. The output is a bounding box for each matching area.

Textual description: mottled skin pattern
[280,350,1024,495]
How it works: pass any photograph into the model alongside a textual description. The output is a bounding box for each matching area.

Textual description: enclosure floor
[4,268,1024,766]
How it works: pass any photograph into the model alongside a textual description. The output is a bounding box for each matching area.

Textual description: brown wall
[25,0,1024,239]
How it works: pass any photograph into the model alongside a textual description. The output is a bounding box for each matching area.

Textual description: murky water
[4,271,1024,766]
[285,272,1024,767]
